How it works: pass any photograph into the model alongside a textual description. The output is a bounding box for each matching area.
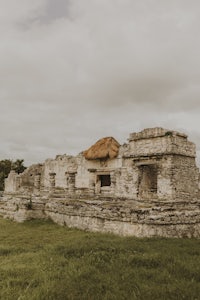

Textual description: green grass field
[0,217,200,300]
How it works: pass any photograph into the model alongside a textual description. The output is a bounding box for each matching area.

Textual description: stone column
[65,172,69,188]
[49,172,56,192]
[68,171,77,194]
[34,173,41,194]
[16,176,21,188]
[110,171,116,195]
[88,169,96,195]
[95,175,101,194]
[34,173,41,190]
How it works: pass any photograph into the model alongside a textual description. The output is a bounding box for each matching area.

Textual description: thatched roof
[83,137,120,160]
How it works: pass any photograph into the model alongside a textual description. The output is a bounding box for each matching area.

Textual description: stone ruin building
[1,127,200,238]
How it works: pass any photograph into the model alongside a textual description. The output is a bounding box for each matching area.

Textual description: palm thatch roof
[83,137,120,160]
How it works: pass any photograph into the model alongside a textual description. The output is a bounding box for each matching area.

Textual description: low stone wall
[44,198,200,237]
[46,212,200,238]
[0,193,46,222]
[1,193,200,238]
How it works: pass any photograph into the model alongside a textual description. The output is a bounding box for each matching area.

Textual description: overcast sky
[1,0,200,166]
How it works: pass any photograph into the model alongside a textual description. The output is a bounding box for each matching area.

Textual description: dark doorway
[138,165,158,198]
[100,175,111,187]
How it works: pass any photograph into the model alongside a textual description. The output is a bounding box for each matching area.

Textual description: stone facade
[1,127,200,237]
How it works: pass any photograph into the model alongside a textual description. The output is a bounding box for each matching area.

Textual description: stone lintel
[95,168,115,174]
[88,168,97,173]
[123,153,196,159]
[35,173,41,176]
[49,172,56,176]
[67,170,77,175]
[135,160,160,167]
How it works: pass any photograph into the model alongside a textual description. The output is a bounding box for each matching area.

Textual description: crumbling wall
[5,171,21,193]
[43,155,77,188]
[4,164,43,194]
[171,156,199,199]
[2,193,200,237]
[44,197,200,238]
[112,158,138,198]
[20,164,43,190]
[76,155,100,188]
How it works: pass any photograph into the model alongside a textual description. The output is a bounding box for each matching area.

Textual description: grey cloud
[43,0,71,21]
[1,0,200,165]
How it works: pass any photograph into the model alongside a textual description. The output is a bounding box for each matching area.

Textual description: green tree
[0,159,26,191]
[12,159,26,174]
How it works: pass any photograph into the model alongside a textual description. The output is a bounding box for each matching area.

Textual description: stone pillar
[95,175,101,194]
[34,173,41,190]
[49,172,56,192]
[65,172,69,188]
[15,175,21,191]
[110,171,116,194]
[34,173,41,192]
[88,169,96,194]
[68,171,77,194]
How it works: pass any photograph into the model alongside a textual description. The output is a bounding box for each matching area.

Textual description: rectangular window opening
[100,174,111,187]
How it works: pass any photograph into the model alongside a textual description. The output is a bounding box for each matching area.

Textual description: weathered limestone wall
[43,155,76,188]
[113,161,139,198]
[0,193,46,222]
[76,154,122,189]
[171,156,199,199]
[5,171,21,193]
[20,164,44,190]
[42,152,124,195]
[157,156,174,199]
[1,193,200,237]
[4,164,43,194]
[46,213,200,238]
